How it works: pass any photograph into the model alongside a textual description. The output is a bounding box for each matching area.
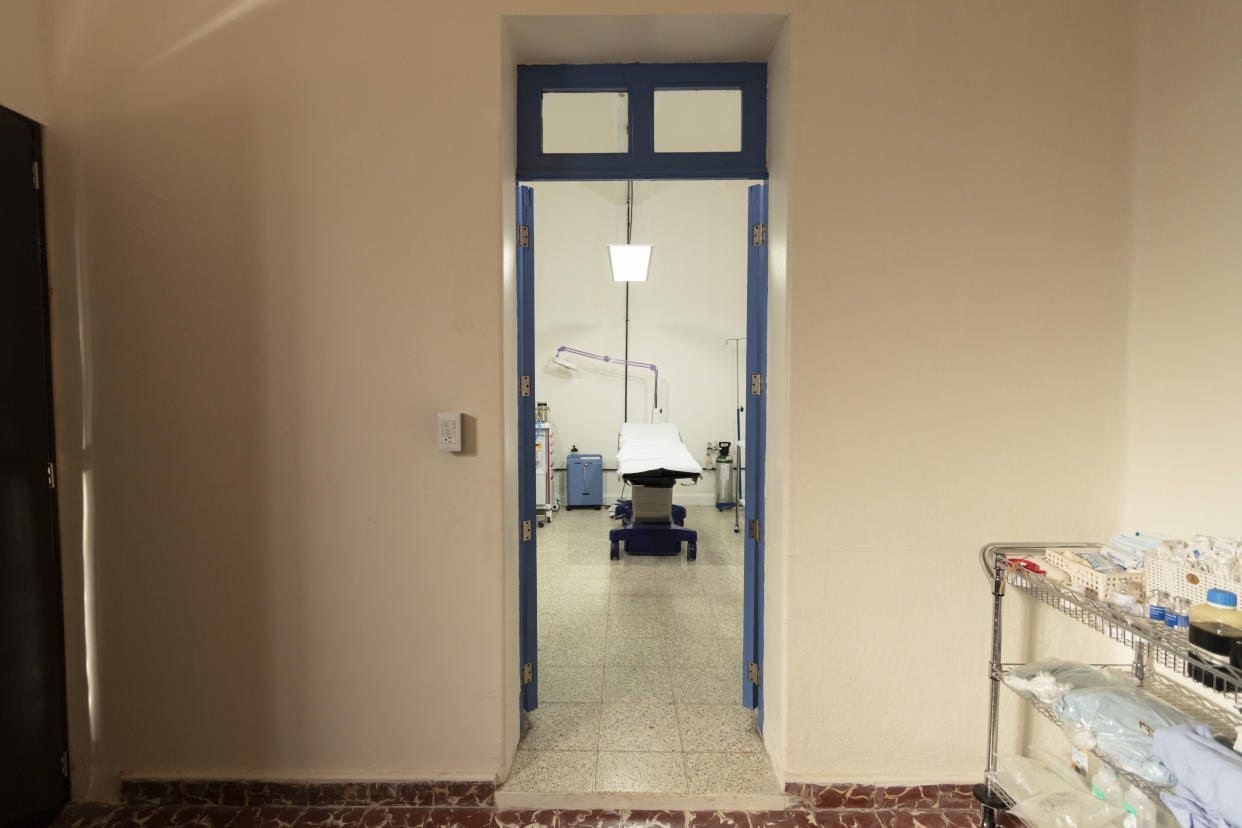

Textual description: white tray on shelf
[1146,554,1242,605]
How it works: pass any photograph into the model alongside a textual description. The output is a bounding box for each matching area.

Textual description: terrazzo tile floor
[504,504,777,797]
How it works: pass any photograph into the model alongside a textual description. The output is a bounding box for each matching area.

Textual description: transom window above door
[518,63,767,180]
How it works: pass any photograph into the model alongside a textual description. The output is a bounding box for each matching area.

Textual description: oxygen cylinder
[714,442,736,510]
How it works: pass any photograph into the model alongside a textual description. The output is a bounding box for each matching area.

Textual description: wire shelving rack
[972,542,1242,827]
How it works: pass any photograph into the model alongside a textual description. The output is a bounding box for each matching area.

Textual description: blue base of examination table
[608,517,697,561]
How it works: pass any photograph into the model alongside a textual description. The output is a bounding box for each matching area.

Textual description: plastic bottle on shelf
[1110,580,1140,614]
[1147,589,1168,622]
[1091,767,1123,806]
[1190,589,1242,627]
[1162,597,1189,630]
[1164,597,1177,628]
[1173,597,1191,630]
[1122,785,1157,828]
[1188,589,1242,656]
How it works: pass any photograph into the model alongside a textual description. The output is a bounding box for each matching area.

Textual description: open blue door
[742,183,767,722]
[517,185,538,712]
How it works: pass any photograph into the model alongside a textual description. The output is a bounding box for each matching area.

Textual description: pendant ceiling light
[608,181,651,282]
[607,243,652,282]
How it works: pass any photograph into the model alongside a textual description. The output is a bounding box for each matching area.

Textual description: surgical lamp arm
[555,346,660,409]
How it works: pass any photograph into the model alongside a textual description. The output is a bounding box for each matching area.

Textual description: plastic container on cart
[1188,589,1242,657]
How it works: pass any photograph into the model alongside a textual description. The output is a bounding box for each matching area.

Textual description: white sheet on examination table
[616,423,703,480]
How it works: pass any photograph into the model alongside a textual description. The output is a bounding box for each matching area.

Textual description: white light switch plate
[438,412,462,452]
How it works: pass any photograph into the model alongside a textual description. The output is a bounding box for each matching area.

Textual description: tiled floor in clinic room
[501,503,779,797]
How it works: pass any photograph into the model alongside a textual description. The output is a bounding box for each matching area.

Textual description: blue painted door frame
[513,178,768,722]
[517,186,538,713]
[742,183,768,722]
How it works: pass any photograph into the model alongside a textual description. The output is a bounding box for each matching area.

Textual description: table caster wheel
[687,542,697,561]
[610,541,619,560]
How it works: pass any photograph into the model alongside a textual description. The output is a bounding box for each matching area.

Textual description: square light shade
[607,244,653,282]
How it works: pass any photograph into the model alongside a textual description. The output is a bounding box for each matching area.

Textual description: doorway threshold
[494,790,793,811]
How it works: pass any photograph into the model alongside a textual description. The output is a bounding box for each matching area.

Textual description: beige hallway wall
[43,0,519,797]
[779,0,1133,780]
[0,0,48,122]
[1123,0,1242,535]
[39,0,1137,798]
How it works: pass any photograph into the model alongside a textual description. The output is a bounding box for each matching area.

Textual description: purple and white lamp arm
[555,346,660,408]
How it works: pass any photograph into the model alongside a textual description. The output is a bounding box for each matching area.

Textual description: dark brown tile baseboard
[784,784,977,812]
[85,780,996,828]
[120,778,494,808]
[120,779,979,813]
[55,802,995,828]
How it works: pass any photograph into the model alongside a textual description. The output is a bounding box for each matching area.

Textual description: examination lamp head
[553,354,577,370]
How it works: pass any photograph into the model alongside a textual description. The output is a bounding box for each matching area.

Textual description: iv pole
[725,337,746,534]
[623,181,633,423]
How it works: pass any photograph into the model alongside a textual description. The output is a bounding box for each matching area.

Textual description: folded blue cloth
[1154,723,1242,828]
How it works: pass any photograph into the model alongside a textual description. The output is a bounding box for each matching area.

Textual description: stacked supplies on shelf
[1129,532,1242,682]
[1055,686,1196,787]
[991,748,1162,827]
[1003,666,1242,827]
[1105,533,1162,571]
[1004,660,1136,705]
[1003,662,1198,787]
[1141,533,1242,606]
[1045,546,1145,605]
[992,752,1129,828]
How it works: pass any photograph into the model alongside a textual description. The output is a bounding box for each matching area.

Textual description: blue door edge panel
[517,185,538,713]
[743,183,768,726]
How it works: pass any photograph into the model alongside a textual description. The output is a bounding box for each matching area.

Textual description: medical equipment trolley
[564,453,603,509]
[535,420,556,524]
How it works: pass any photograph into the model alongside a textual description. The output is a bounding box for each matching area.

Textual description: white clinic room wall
[1122,0,1242,537]
[0,0,48,122]
[532,179,753,506]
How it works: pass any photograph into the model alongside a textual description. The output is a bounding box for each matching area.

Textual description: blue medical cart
[565,453,603,509]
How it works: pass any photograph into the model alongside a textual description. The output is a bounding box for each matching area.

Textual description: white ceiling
[504,14,788,65]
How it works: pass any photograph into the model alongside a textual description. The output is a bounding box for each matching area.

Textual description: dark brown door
[0,103,69,828]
